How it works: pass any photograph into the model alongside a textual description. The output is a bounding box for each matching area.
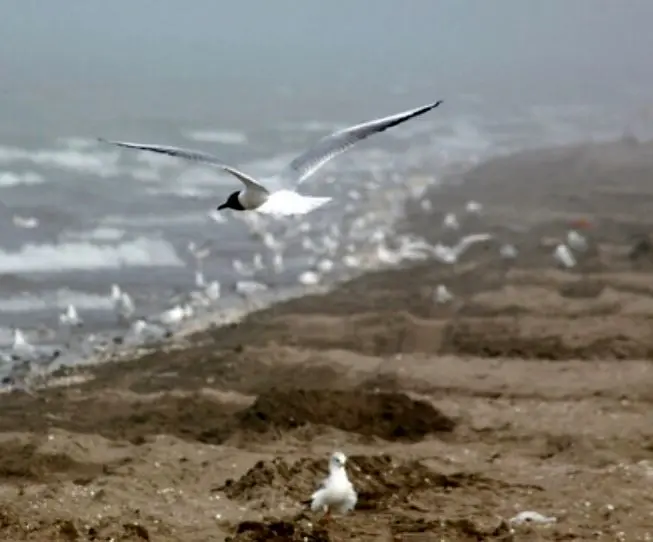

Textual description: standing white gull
[99,100,443,217]
[308,451,357,522]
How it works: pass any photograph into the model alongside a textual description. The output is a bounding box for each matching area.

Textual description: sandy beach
[0,138,652,541]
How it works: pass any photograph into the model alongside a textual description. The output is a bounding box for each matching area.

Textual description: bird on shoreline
[99,100,443,217]
[308,451,357,522]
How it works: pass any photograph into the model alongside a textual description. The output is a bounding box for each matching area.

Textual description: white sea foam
[59,227,128,242]
[0,145,169,184]
[129,168,162,182]
[0,171,45,187]
[0,145,121,177]
[57,137,98,150]
[279,121,347,133]
[0,237,183,273]
[436,118,494,158]
[174,166,227,187]
[0,146,29,163]
[31,149,121,176]
[100,213,209,228]
[0,289,115,313]
[0,327,12,345]
[184,130,248,145]
[145,185,214,198]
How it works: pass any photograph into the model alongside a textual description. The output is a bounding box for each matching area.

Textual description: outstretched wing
[98,139,267,193]
[278,100,443,188]
[99,139,227,166]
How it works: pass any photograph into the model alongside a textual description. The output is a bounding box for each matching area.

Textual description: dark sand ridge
[0,138,652,541]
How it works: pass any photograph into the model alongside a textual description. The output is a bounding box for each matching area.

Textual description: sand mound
[256,311,448,355]
[443,316,653,360]
[0,505,155,541]
[235,389,455,441]
[0,440,104,484]
[219,454,488,512]
[228,515,509,542]
[350,455,494,512]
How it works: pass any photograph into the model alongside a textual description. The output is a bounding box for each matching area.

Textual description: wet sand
[0,138,652,541]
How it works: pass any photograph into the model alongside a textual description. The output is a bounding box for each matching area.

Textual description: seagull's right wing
[98,139,267,193]
[98,139,228,166]
[278,100,443,188]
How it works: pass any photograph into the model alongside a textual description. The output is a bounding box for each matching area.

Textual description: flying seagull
[99,100,443,216]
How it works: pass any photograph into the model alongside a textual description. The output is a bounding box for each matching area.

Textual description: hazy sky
[1,1,651,130]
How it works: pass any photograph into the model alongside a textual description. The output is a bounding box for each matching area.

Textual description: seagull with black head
[100,100,443,217]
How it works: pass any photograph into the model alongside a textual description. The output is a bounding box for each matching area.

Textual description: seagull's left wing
[278,100,443,188]
[307,473,329,500]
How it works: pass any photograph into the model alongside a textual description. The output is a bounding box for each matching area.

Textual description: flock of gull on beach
[0,100,592,522]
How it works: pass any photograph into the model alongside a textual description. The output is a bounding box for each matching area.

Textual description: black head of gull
[218,191,246,211]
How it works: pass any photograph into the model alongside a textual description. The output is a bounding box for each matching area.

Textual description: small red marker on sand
[570,217,592,230]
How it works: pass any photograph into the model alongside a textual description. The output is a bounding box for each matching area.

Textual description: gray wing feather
[279,100,443,188]
[98,139,227,167]
[98,139,267,192]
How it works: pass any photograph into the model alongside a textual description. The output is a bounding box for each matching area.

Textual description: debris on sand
[235,389,456,441]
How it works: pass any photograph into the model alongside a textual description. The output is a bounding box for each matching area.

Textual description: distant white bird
[59,304,82,327]
[316,259,334,274]
[157,304,193,326]
[443,212,460,230]
[309,451,357,521]
[271,252,284,273]
[567,230,588,252]
[432,233,494,264]
[376,242,402,265]
[99,100,443,217]
[12,329,34,358]
[233,258,257,278]
[12,215,39,229]
[195,270,206,288]
[465,200,482,214]
[125,319,170,344]
[298,270,320,286]
[188,240,211,262]
[11,328,60,368]
[343,254,361,269]
[110,284,135,322]
[235,280,268,297]
[261,231,283,252]
[189,277,221,307]
[554,244,577,269]
[375,237,430,265]
[499,243,518,260]
[204,280,221,301]
[434,284,454,304]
